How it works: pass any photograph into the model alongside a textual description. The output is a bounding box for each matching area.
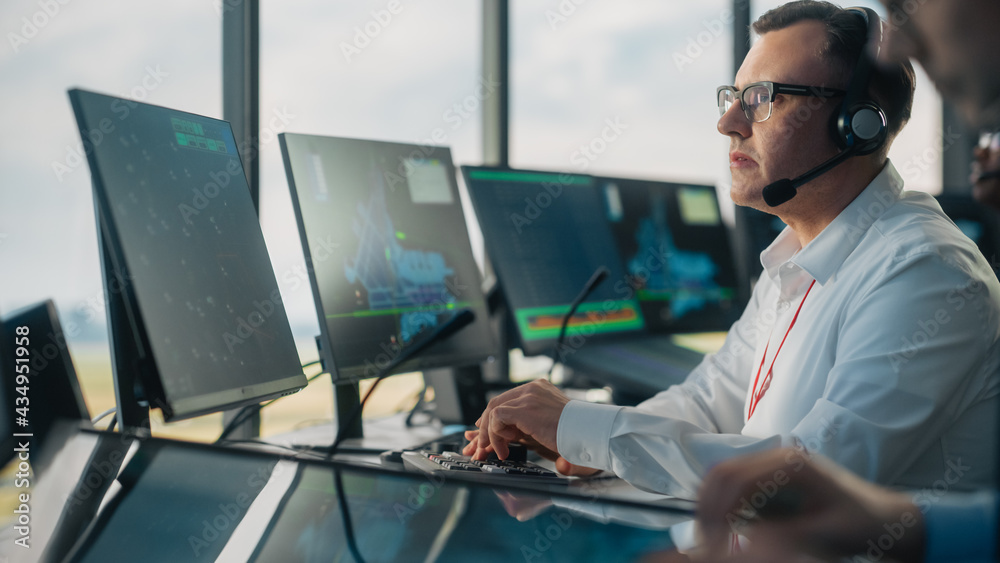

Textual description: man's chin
[729,184,765,209]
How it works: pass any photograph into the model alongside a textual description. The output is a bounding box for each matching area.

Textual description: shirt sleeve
[557,279,772,498]
[922,490,998,563]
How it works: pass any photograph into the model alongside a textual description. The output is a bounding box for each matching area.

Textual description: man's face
[879,0,1000,128]
[718,20,845,210]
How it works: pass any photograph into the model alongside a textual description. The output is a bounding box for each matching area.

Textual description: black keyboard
[400,450,569,485]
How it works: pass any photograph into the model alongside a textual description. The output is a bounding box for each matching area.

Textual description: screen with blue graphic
[280,134,495,382]
[462,167,645,356]
[596,177,740,333]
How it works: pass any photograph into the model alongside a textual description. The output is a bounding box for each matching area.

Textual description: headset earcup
[832,101,887,155]
[831,101,849,149]
[850,102,888,155]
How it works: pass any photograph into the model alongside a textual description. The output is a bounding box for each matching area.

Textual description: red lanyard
[747,279,817,420]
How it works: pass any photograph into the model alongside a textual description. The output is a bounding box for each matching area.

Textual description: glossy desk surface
[15,427,694,562]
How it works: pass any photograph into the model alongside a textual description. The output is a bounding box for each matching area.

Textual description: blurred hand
[693,448,924,562]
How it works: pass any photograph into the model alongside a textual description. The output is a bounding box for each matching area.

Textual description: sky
[0,0,944,350]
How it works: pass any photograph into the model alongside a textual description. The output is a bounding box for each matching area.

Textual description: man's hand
[693,448,925,562]
[460,379,570,461]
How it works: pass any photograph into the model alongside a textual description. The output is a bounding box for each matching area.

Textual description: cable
[334,469,366,563]
[326,310,475,460]
[547,267,609,381]
[216,370,327,443]
[91,407,117,425]
[404,383,430,428]
[325,374,388,460]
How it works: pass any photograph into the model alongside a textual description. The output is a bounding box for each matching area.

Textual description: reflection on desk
[27,427,693,562]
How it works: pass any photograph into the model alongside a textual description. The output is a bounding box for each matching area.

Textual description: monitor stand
[97,210,152,435]
[334,381,364,440]
[423,366,489,426]
[311,330,499,452]
[316,334,365,441]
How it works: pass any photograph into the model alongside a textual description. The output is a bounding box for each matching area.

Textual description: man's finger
[555,457,601,476]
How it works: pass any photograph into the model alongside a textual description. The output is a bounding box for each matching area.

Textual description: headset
[762,6,889,207]
[833,6,888,155]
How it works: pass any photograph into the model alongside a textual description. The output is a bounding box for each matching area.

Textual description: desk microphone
[327,309,476,458]
[547,266,610,379]
[762,145,858,207]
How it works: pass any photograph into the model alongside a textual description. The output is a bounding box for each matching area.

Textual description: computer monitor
[279,134,496,380]
[935,194,1000,271]
[68,89,307,429]
[461,166,645,357]
[593,176,741,333]
[0,300,91,468]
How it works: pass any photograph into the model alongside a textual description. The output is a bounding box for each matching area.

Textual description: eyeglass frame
[717,81,847,123]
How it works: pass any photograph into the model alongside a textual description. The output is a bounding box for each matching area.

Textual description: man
[464,0,1000,502]
[694,0,1000,561]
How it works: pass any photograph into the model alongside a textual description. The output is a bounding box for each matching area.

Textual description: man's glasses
[717,81,846,123]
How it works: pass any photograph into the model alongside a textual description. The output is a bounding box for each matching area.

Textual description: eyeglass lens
[719,85,772,122]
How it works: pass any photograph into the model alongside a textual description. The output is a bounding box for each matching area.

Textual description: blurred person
[694,448,996,562]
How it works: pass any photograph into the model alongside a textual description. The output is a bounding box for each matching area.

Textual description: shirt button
[580,452,591,463]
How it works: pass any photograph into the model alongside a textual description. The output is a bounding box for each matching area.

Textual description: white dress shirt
[557,161,1000,499]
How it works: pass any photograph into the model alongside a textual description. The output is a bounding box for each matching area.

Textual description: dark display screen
[280,134,495,381]
[69,88,306,420]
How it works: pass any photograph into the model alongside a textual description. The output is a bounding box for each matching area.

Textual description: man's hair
[753,1,915,148]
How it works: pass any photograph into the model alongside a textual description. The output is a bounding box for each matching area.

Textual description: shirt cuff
[557,400,623,471]
[922,491,997,563]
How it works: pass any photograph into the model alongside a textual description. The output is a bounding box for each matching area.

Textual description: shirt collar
[759,160,904,285]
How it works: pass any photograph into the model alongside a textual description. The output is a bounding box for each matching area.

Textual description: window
[0,0,220,439]
[511,2,733,184]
